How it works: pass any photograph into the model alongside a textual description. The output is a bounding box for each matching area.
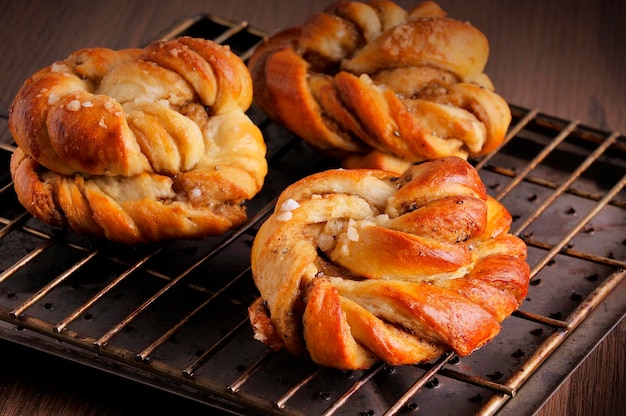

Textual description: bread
[248,0,511,174]
[248,157,530,370]
[9,37,267,244]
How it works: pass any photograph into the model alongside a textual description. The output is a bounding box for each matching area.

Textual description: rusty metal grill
[0,14,625,416]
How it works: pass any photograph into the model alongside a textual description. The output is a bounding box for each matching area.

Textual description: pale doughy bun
[9,37,267,244]
[248,0,511,174]
[249,157,530,370]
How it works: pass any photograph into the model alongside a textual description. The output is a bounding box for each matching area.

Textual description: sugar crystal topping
[66,100,81,111]
[277,198,300,222]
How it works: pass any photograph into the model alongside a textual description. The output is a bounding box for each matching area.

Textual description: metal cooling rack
[0,13,624,416]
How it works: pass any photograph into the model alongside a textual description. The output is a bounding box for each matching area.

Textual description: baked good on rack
[9,37,267,244]
[248,157,530,370]
[248,0,511,174]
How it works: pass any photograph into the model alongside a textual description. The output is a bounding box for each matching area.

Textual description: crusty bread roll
[9,37,267,244]
[248,0,511,174]
[249,157,530,370]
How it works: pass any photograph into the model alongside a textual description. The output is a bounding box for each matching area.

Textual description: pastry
[248,0,511,174]
[249,157,530,370]
[9,37,267,244]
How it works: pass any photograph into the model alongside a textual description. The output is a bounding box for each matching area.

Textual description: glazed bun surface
[249,157,530,370]
[248,0,511,174]
[9,37,267,244]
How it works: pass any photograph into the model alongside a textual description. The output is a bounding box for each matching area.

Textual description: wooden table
[0,1,624,415]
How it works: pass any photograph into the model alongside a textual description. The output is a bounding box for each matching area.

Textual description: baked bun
[248,0,511,174]
[9,37,267,244]
[249,157,529,370]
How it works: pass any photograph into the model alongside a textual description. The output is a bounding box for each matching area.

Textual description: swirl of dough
[9,37,267,244]
[249,157,529,369]
[248,0,511,174]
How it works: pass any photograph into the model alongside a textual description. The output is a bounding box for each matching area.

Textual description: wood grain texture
[0,1,623,415]
[536,319,626,416]
[1,0,624,134]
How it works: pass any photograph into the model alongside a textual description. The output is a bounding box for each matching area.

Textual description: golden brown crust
[249,157,530,369]
[248,0,511,173]
[9,37,267,244]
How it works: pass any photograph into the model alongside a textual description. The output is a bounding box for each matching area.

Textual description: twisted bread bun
[9,37,267,244]
[248,0,511,174]
[249,157,529,370]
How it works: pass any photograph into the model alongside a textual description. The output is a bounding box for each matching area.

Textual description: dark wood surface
[0,1,624,415]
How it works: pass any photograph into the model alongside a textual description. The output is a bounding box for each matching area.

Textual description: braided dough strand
[9,37,267,244]
[249,0,511,174]
[249,157,530,369]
